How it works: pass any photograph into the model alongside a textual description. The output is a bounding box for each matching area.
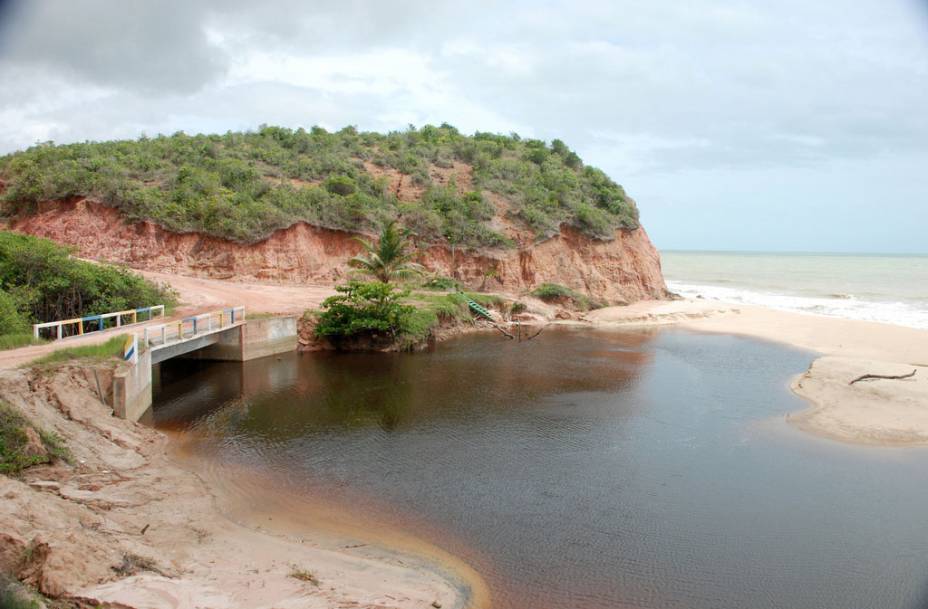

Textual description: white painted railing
[33,305,166,340]
[143,306,245,349]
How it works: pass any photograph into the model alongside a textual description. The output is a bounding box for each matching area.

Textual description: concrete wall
[184,316,298,362]
[242,316,298,360]
[112,348,152,421]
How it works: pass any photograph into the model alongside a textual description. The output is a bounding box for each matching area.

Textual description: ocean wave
[666,280,928,329]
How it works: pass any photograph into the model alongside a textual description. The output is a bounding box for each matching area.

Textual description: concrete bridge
[107,307,298,421]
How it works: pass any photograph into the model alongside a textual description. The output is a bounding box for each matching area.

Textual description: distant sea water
[661,251,928,329]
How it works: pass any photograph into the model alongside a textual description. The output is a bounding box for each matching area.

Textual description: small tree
[348,221,424,283]
[315,281,414,342]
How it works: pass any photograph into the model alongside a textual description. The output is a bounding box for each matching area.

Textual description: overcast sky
[1,0,926,253]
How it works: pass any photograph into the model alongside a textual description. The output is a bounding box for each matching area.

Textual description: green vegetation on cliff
[0,232,176,341]
[0,124,639,246]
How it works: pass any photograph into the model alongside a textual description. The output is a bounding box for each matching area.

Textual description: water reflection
[154,328,928,609]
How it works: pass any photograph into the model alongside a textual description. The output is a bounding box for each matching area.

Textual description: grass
[530,282,602,311]
[243,311,280,320]
[399,290,506,348]
[29,335,128,366]
[288,567,320,586]
[420,275,461,291]
[0,585,43,609]
[0,400,69,475]
[0,334,46,351]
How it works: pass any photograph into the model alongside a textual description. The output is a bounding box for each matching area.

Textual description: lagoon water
[154,329,928,609]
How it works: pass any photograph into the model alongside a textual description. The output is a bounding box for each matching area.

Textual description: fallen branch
[849,369,917,385]
[490,321,514,340]
[524,325,546,341]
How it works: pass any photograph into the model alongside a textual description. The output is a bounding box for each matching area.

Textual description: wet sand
[0,366,482,609]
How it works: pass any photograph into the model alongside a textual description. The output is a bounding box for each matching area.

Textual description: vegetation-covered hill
[0,124,639,247]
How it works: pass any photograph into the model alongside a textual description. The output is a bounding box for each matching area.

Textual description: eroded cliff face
[10,198,668,304]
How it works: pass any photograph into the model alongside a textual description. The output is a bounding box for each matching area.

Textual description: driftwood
[483,320,514,339]
[849,369,917,385]
[524,325,546,341]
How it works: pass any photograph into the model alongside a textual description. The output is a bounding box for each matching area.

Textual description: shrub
[315,282,416,343]
[0,231,176,327]
[0,289,28,335]
[324,175,357,196]
[531,282,598,311]
[531,282,578,301]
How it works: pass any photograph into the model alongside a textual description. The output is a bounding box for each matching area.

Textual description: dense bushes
[0,231,176,332]
[0,124,639,246]
[314,280,502,350]
[0,290,28,335]
[315,282,416,345]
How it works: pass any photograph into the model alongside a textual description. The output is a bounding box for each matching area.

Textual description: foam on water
[667,279,928,329]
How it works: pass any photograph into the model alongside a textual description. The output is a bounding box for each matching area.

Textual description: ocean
[661,251,928,329]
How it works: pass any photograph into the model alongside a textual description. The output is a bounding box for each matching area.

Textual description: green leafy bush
[0,289,28,335]
[0,231,177,329]
[315,282,416,343]
[0,125,640,246]
[324,175,357,196]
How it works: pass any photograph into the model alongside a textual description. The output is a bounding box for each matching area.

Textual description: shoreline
[0,366,486,609]
[4,295,928,608]
[586,299,928,446]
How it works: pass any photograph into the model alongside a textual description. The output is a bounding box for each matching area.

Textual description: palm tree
[348,221,425,283]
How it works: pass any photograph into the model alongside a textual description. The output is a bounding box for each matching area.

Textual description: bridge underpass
[114,307,297,421]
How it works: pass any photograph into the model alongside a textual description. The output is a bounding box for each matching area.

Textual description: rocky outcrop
[10,198,668,304]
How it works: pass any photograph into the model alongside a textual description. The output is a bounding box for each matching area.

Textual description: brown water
[153,328,928,609]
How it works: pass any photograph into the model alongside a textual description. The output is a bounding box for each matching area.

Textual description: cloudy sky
[1,0,926,253]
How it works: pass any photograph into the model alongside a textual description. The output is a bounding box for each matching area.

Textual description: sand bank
[588,300,928,446]
[0,366,482,609]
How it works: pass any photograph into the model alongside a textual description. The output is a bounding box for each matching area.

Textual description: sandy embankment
[588,300,928,446]
[0,367,483,609]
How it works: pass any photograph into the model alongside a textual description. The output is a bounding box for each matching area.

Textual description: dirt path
[136,270,336,315]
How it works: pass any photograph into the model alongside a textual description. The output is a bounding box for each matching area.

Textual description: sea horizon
[662,249,928,257]
[661,250,928,329]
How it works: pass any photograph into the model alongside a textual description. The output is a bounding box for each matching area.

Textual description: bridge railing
[33,305,166,340]
[143,306,245,349]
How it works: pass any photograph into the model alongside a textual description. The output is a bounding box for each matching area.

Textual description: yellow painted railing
[33,305,166,340]
[142,306,245,349]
